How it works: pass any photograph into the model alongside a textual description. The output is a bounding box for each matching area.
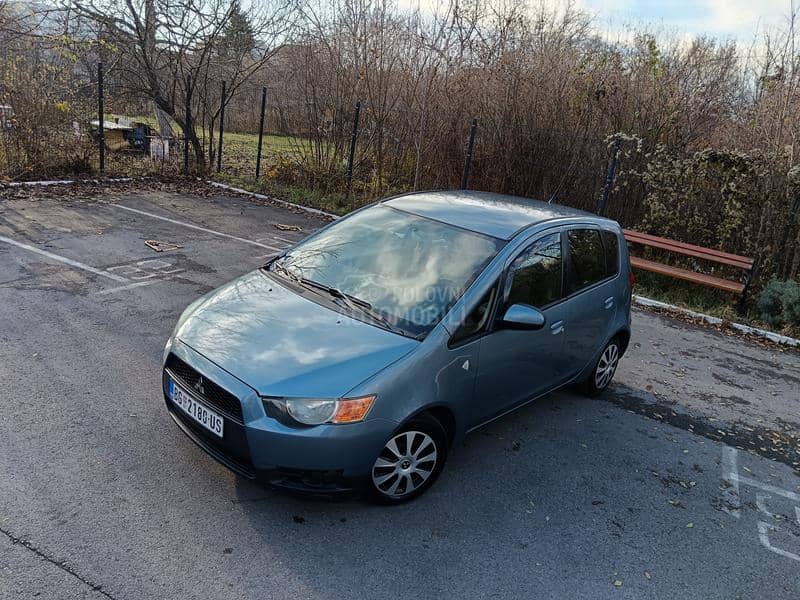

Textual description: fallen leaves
[275,223,302,231]
[145,239,182,252]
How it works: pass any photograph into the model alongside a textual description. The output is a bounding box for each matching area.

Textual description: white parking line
[758,521,800,562]
[756,494,780,520]
[733,473,800,502]
[0,235,128,283]
[721,447,800,563]
[95,281,155,295]
[109,204,283,251]
[264,234,299,244]
[721,446,741,517]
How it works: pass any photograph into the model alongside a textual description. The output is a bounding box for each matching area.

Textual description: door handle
[550,320,564,335]
[603,296,615,309]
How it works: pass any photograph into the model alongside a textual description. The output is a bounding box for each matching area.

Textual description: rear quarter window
[601,230,620,277]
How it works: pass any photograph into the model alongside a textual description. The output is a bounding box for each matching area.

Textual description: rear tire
[582,338,621,397]
[368,414,448,505]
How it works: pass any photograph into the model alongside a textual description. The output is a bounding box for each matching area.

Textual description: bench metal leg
[737,257,760,315]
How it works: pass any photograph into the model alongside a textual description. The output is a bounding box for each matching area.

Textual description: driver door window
[502,232,564,311]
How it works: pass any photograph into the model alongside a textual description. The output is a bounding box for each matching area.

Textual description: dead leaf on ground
[275,223,302,232]
[145,239,182,252]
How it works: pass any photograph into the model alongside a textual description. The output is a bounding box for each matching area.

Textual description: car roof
[383,190,604,240]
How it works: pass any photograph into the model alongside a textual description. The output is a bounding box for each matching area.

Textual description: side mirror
[501,304,546,330]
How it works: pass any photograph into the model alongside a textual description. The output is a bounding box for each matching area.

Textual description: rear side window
[503,233,563,309]
[601,230,619,277]
[566,229,606,294]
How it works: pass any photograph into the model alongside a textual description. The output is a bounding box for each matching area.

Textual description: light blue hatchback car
[163,191,632,503]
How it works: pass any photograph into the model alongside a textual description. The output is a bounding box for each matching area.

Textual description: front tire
[368,414,448,504]
[583,338,621,397]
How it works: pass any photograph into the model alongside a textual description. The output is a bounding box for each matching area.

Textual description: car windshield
[270,205,504,337]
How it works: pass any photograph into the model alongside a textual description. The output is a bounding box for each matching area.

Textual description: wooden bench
[623,229,759,311]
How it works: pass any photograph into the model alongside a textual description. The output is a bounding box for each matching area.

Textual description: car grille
[168,404,255,478]
[164,354,244,423]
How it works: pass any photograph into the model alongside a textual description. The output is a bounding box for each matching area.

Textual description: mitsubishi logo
[193,376,206,396]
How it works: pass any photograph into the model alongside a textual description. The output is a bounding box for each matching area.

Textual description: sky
[576,0,791,45]
[399,0,794,47]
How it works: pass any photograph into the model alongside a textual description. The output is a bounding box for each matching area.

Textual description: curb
[207,181,339,220]
[1,177,137,188]
[633,295,800,348]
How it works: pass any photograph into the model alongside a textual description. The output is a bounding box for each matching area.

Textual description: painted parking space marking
[261,233,298,245]
[106,258,184,281]
[1,200,295,297]
[109,204,284,251]
[723,447,800,563]
[758,521,800,562]
[732,473,800,502]
[0,234,129,283]
[95,280,156,295]
[721,446,741,518]
[93,259,186,295]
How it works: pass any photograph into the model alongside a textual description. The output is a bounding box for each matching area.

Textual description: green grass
[633,271,740,318]
[631,270,800,339]
[213,172,360,215]
[106,112,308,163]
[221,130,309,155]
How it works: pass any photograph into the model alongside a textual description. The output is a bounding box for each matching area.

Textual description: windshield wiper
[301,280,406,335]
[268,267,410,336]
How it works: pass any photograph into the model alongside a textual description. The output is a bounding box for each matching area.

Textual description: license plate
[169,379,224,438]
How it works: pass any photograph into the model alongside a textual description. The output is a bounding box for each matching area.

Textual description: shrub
[758,279,800,328]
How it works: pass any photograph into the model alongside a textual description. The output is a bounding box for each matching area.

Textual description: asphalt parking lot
[1,185,799,599]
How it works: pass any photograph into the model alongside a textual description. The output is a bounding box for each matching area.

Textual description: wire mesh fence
[2,55,799,288]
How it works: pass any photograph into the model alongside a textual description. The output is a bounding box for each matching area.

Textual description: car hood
[175,270,419,398]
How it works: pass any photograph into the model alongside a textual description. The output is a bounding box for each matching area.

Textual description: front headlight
[265,395,376,426]
[286,398,338,425]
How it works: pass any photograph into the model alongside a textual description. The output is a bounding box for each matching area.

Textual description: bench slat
[629,256,745,294]
[623,230,753,269]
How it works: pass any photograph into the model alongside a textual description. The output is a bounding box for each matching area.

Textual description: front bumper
[162,344,396,494]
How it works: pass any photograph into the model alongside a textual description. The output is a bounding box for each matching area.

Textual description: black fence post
[97,62,104,176]
[461,118,477,189]
[217,81,226,173]
[255,87,267,179]
[346,100,362,195]
[184,75,191,175]
[597,136,622,216]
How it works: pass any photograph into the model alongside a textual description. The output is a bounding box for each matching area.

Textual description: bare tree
[68,0,296,170]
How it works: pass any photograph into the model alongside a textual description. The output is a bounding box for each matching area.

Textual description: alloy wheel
[594,342,619,390]
[371,430,438,498]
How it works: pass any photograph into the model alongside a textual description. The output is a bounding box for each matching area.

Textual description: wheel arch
[396,404,458,449]
[613,326,631,356]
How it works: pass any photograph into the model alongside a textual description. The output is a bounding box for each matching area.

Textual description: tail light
[629,269,636,289]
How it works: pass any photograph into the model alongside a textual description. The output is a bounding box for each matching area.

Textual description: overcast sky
[575,0,790,44]
[399,0,793,47]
